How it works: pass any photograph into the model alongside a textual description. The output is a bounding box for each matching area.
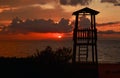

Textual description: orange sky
[0,0,120,40]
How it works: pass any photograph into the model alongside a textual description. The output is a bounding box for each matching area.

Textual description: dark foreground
[0,58,120,78]
[0,58,99,78]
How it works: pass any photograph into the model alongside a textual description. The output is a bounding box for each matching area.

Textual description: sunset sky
[0,0,120,40]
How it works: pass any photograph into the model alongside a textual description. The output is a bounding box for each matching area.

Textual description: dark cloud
[101,0,118,3]
[0,0,58,7]
[101,0,120,6]
[0,0,20,7]
[97,22,120,26]
[1,17,72,34]
[0,0,92,7]
[114,3,120,6]
[0,4,71,23]
[98,30,120,34]
[59,0,92,6]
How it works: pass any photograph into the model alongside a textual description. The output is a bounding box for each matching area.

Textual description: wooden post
[93,15,98,64]
[91,15,95,63]
[72,14,79,63]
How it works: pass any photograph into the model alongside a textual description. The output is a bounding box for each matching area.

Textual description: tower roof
[72,7,99,15]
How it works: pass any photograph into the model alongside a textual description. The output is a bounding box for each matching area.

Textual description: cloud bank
[97,21,120,26]
[98,30,120,34]
[0,0,58,7]
[101,0,120,6]
[1,17,72,34]
[59,0,92,5]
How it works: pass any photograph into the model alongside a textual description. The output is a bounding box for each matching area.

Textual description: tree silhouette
[33,46,72,64]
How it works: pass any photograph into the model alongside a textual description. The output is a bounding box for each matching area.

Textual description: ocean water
[0,39,120,63]
[97,39,120,63]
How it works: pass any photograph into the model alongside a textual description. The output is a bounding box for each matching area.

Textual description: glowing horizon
[0,0,120,40]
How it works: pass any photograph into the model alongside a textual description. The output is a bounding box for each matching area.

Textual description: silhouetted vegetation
[0,46,99,78]
[32,46,72,64]
[0,46,72,64]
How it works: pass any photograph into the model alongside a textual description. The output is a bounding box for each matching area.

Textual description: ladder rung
[80,53,87,55]
[79,51,88,53]
[79,47,88,49]
[79,50,88,53]
[79,57,87,60]
[80,55,87,57]
[79,48,87,50]
[76,43,95,45]
[79,50,87,51]
[78,45,89,62]
[79,45,88,48]
[79,53,87,55]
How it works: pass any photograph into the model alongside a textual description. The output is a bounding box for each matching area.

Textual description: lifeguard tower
[72,7,99,63]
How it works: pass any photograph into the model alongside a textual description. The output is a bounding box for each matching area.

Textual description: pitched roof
[72,7,99,15]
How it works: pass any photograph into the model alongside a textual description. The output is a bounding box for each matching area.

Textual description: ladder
[78,45,88,62]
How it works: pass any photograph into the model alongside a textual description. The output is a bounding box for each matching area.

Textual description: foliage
[33,46,72,64]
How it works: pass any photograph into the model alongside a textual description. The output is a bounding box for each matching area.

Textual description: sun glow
[58,35,62,39]
[54,33,63,39]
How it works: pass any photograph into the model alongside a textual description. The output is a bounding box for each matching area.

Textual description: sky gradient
[0,0,120,40]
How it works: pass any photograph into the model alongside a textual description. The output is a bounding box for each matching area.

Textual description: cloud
[114,3,120,6]
[59,0,92,6]
[0,3,72,24]
[101,0,117,3]
[0,0,93,7]
[98,30,120,39]
[1,17,72,34]
[98,30,120,34]
[101,0,120,6]
[0,0,60,20]
[97,21,120,26]
[0,0,58,7]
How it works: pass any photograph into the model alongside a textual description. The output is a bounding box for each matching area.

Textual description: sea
[0,39,120,63]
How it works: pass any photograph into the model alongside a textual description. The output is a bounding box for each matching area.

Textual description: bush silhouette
[33,46,72,64]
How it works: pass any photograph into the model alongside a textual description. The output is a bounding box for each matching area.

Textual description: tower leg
[72,43,76,63]
[95,43,98,64]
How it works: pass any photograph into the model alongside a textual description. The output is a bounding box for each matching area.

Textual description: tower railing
[76,28,97,45]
